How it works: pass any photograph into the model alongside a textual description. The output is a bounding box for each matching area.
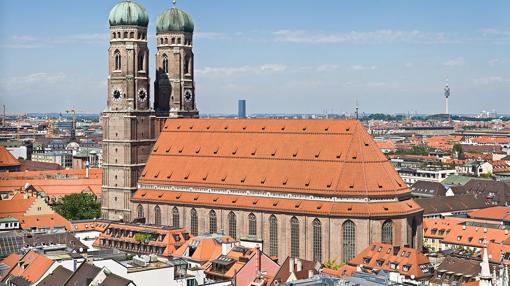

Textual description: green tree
[54,193,100,220]
[323,259,344,270]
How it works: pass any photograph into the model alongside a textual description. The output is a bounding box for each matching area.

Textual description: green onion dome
[156,7,194,33]
[109,0,149,27]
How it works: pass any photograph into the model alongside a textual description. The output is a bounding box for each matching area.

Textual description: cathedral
[101,0,423,263]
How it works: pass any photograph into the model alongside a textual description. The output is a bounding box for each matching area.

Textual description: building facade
[101,1,156,221]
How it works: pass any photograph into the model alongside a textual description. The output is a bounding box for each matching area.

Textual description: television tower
[444,78,450,115]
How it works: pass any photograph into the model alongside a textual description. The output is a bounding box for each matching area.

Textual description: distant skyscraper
[238,99,246,118]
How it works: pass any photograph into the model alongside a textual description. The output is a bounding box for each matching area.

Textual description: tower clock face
[184,89,193,103]
[138,88,147,102]
[112,88,122,102]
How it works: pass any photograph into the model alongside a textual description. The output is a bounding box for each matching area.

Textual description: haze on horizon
[0,0,509,115]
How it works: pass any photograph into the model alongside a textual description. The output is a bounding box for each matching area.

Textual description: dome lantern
[156,1,194,33]
[109,0,149,27]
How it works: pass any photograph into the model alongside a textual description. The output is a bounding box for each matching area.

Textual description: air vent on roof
[177,125,181,130]
[352,152,357,160]
[315,151,321,158]
[282,177,288,186]
[324,126,329,131]
[302,126,307,131]
[364,142,369,147]
[327,179,332,188]
[347,206,352,211]
[241,176,246,183]
[305,178,311,187]
[384,207,388,211]
[271,149,277,157]
[251,148,257,156]
[206,125,211,130]
[378,183,383,189]
[293,150,298,158]
[176,194,181,199]
[184,171,190,180]
[336,153,341,159]
[260,177,266,184]
[295,202,301,208]
[213,197,218,202]
[202,173,208,181]
[189,124,193,130]
[242,126,247,130]
[252,200,258,205]
[317,204,322,210]
[214,146,219,154]
[224,125,228,130]
[165,147,171,153]
[273,201,278,206]
[154,171,160,178]
[153,146,158,152]
[195,147,201,154]
[158,192,164,198]
[232,147,238,155]
[221,174,227,182]
[346,128,350,131]
[262,126,266,131]
[141,170,147,177]
[281,126,285,131]
[164,125,168,129]
[232,198,237,203]
[141,192,146,197]
[194,196,199,201]
[167,171,173,179]
[178,146,184,153]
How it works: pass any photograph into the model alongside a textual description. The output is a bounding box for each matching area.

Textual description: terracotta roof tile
[0,146,21,168]
[3,250,53,283]
[139,119,410,199]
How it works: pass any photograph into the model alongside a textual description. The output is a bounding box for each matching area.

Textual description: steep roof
[0,146,20,168]
[37,265,73,286]
[416,194,492,215]
[2,250,53,284]
[411,181,447,197]
[468,206,510,222]
[173,234,235,263]
[270,257,318,285]
[348,242,432,280]
[63,262,102,286]
[139,119,410,199]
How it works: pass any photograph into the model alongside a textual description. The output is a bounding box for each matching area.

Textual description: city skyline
[1,0,510,114]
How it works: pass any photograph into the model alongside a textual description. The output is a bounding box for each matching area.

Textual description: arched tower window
[162,54,168,73]
[342,220,356,262]
[184,55,191,74]
[269,215,278,257]
[313,218,322,262]
[154,206,161,226]
[290,217,299,257]
[209,210,217,234]
[138,53,144,71]
[228,211,236,239]
[411,217,418,248]
[137,204,144,219]
[172,207,180,228]
[382,220,393,244]
[190,208,198,236]
[114,50,121,71]
[248,213,257,237]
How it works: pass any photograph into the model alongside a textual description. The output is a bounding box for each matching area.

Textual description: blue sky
[0,1,509,115]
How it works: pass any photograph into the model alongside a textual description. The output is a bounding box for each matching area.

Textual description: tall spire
[479,240,493,286]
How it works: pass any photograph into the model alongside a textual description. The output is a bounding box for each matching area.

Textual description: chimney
[289,257,295,274]
[296,258,302,272]
[308,270,314,279]
[256,246,261,273]
[85,161,89,178]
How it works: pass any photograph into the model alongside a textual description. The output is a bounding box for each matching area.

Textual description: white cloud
[0,33,108,48]
[196,64,287,77]
[443,57,465,67]
[351,65,377,71]
[316,64,339,72]
[472,76,510,86]
[194,32,227,39]
[272,29,451,44]
[488,58,504,66]
[0,73,68,90]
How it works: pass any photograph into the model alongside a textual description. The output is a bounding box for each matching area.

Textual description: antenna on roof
[355,97,359,120]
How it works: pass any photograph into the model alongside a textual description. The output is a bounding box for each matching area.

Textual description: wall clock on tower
[184,89,193,103]
[138,88,147,102]
[112,87,123,102]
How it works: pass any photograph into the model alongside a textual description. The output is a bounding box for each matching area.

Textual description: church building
[101,0,423,263]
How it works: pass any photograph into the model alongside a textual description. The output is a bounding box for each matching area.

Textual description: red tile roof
[348,242,432,279]
[173,235,235,263]
[0,146,20,168]
[2,250,53,283]
[467,206,510,222]
[139,119,411,199]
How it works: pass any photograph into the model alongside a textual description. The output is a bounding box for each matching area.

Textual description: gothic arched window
[172,207,180,228]
[209,210,217,234]
[290,217,300,257]
[382,220,393,244]
[162,54,168,73]
[228,211,236,239]
[190,208,198,236]
[342,220,356,262]
[114,50,121,71]
[138,53,144,71]
[137,204,144,219]
[248,213,257,237]
[154,206,161,226]
[269,215,278,257]
[313,218,322,262]
[184,55,190,74]
[411,217,418,248]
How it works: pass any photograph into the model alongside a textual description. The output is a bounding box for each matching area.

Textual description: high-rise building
[154,1,199,119]
[238,99,246,118]
[101,0,156,221]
